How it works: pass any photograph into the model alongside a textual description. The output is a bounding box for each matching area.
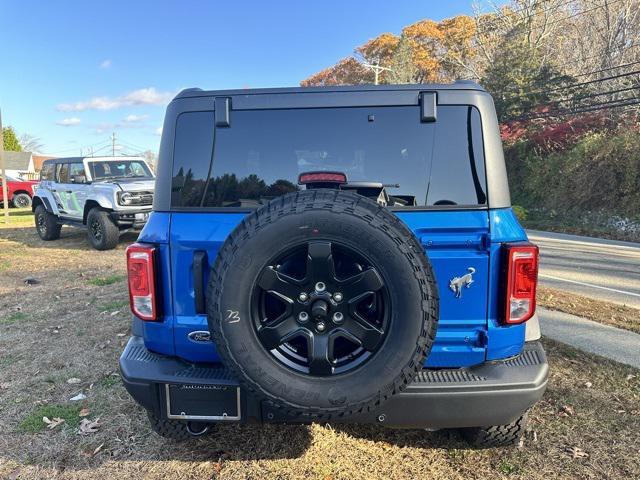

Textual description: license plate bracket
[165,384,241,421]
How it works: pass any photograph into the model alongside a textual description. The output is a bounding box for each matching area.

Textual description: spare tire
[207,189,438,419]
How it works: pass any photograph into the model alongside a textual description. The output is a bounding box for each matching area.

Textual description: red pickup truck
[0,175,38,208]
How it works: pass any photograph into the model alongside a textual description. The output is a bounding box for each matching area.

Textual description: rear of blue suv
[120,83,547,446]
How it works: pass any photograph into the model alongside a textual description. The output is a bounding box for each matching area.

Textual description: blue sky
[0,0,480,156]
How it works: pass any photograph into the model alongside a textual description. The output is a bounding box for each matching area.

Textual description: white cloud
[99,59,112,69]
[57,87,175,112]
[123,114,148,123]
[155,126,163,136]
[56,117,81,126]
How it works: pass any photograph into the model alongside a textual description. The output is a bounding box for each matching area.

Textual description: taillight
[126,243,157,321]
[502,242,539,324]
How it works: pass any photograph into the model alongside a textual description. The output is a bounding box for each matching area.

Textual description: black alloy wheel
[36,211,47,236]
[252,241,390,376]
[90,217,103,242]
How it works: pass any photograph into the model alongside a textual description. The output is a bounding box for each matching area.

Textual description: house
[32,154,57,172]
[1,151,34,179]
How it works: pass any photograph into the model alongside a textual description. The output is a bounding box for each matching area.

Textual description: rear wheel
[460,412,528,448]
[34,205,61,241]
[13,193,32,208]
[87,208,119,250]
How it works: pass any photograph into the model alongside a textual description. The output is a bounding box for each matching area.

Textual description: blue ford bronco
[120,82,547,447]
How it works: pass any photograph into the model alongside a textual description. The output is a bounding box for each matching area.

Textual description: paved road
[539,307,640,369]
[527,230,640,309]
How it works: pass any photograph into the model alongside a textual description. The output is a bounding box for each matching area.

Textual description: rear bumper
[120,336,548,429]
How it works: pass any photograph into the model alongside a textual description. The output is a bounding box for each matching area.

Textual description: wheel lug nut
[316,321,326,332]
[332,312,344,323]
[315,282,326,292]
[298,292,308,302]
[333,292,343,302]
[298,311,309,323]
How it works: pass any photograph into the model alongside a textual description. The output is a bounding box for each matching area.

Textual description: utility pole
[0,109,9,222]
[363,61,393,85]
[111,132,116,156]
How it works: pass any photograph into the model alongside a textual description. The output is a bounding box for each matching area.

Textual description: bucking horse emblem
[449,267,476,298]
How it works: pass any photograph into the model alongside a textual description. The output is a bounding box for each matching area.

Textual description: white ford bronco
[32,156,155,250]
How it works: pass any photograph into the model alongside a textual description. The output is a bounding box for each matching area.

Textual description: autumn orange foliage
[301,15,478,86]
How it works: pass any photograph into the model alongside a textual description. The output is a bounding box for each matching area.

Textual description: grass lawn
[538,286,640,334]
[1,220,639,479]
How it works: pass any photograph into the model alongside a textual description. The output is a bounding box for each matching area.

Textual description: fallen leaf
[77,418,101,435]
[0,382,10,389]
[110,311,120,316]
[70,393,87,401]
[67,378,82,384]
[116,333,126,337]
[584,382,592,388]
[566,446,589,459]
[559,405,574,417]
[43,416,65,429]
[626,374,636,381]
[79,408,90,417]
[82,443,105,457]
[7,468,21,480]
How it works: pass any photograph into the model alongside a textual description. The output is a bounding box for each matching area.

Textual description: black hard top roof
[174,80,484,101]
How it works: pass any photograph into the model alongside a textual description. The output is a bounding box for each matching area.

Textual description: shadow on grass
[332,423,464,450]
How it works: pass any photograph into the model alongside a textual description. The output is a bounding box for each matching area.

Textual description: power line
[117,138,151,152]
[548,68,640,93]
[509,95,640,120]
[474,0,579,37]
[533,99,640,118]
[563,85,640,102]
[549,42,640,72]
[475,0,622,39]
[501,67,640,100]
[48,139,112,156]
[562,58,640,80]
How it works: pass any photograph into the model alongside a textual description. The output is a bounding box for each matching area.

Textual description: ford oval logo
[188,331,212,343]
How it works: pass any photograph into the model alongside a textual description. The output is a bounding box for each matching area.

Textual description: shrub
[512,205,528,222]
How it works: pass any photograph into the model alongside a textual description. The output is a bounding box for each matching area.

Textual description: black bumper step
[120,337,548,429]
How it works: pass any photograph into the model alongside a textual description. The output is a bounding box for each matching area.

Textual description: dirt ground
[1,210,639,479]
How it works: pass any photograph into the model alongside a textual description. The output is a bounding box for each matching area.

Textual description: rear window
[171,105,486,209]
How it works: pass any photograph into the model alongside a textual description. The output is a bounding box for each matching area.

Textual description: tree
[19,134,44,153]
[401,19,445,82]
[2,127,22,151]
[482,30,559,119]
[301,57,372,87]
[301,16,483,86]
[266,179,299,197]
[141,150,157,172]
[237,174,267,199]
[389,35,418,84]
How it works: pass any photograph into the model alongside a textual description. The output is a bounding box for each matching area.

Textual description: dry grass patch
[538,286,640,334]
[1,222,639,479]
